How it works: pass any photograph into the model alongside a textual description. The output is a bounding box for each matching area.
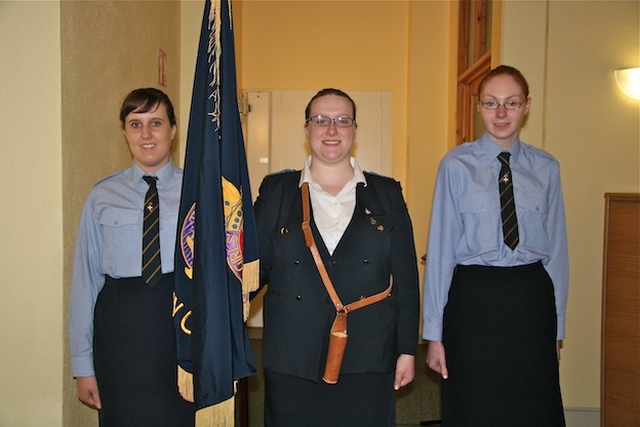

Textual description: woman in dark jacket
[253,88,420,427]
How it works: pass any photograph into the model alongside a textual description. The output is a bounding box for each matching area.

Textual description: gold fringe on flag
[242,258,260,321]
[195,382,237,427]
[178,365,195,402]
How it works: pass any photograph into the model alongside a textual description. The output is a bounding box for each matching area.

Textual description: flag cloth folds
[173,0,259,424]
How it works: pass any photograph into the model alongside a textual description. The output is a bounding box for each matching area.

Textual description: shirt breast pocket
[459,191,501,253]
[99,208,141,261]
[516,191,549,251]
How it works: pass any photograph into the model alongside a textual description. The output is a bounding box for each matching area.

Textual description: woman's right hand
[76,375,102,410]
[426,340,448,380]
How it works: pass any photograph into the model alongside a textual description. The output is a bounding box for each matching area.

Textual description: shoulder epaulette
[266,169,297,177]
[364,170,393,180]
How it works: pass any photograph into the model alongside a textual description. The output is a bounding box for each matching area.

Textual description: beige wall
[0,2,63,425]
[1,0,638,425]
[180,0,205,165]
[502,0,640,409]
[60,1,181,426]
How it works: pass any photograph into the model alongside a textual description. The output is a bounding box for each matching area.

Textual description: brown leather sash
[301,182,393,384]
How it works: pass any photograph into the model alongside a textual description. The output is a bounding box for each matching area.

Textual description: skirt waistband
[456,260,543,273]
[105,273,175,288]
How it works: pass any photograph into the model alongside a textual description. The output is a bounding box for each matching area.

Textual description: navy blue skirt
[264,368,395,427]
[441,262,565,427]
[93,274,195,427]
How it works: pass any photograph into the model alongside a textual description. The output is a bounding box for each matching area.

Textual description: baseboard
[564,407,600,427]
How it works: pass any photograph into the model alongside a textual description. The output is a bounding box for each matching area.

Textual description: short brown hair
[119,88,176,127]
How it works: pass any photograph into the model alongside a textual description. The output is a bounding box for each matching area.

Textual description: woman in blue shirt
[423,65,568,426]
[68,88,194,426]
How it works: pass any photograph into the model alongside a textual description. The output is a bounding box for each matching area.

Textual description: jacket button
[294,260,300,265]
[363,258,369,264]
[295,294,302,301]
[280,227,288,234]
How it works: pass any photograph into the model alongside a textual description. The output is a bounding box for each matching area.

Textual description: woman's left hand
[394,354,415,390]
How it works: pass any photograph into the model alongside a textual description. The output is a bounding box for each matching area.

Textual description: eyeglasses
[306,115,356,127]
[479,100,525,110]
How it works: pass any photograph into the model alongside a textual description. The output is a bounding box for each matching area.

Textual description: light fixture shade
[614,67,640,100]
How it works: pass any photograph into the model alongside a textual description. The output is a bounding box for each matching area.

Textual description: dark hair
[119,88,177,127]
[304,88,357,122]
[478,65,530,99]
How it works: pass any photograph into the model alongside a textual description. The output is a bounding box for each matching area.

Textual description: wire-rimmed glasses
[478,100,525,110]
[306,115,356,127]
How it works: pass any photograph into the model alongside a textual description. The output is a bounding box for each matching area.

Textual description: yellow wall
[0,2,63,425]
[239,0,411,183]
[405,0,456,332]
[502,0,640,408]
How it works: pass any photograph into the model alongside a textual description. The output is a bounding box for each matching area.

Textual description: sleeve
[68,193,106,377]
[422,158,463,341]
[543,162,569,340]
[252,176,274,295]
[389,181,420,356]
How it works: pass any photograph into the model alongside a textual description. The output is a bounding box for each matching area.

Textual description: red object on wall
[158,48,168,87]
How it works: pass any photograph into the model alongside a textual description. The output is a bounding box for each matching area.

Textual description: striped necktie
[498,152,519,250]
[142,176,161,287]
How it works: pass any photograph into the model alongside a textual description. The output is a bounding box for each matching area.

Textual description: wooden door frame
[455,0,500,145]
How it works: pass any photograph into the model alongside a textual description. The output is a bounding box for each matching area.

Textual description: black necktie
[498,152,519,250]
[142,176,161,287]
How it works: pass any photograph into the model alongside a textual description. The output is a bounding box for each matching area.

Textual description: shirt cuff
[71,355,95,378]
[421,318,443,342]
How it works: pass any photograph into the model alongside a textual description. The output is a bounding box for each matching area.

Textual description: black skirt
[93,274,195,427]
[441,262,565,427]
[264,368,396,427]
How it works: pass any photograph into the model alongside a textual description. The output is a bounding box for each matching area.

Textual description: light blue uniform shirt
[422,134,569,342]
[68,161,182,377]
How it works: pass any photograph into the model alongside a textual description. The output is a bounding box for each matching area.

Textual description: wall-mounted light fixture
[614,67,640,100]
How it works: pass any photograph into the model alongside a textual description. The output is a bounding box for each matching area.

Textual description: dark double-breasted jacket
[253,170,419,383]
